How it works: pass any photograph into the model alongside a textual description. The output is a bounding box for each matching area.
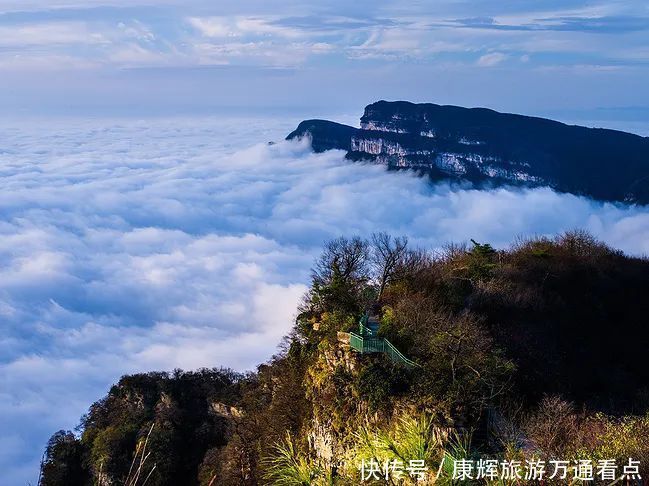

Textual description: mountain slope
[40,232,649,485]
[287,101,649,204]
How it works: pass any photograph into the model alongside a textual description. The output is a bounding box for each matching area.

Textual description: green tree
[40,431,88,486]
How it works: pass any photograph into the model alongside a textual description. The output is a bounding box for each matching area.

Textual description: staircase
[348,313,419,369]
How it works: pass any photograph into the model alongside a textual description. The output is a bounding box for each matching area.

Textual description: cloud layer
[1,116,648,484]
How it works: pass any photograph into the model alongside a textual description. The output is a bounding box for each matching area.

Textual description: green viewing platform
[348,313,419,369]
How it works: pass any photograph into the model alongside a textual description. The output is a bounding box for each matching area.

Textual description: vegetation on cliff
[40,231,649,484]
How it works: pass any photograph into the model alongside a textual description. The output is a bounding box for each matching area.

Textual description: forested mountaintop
[41,232,649,485]
[287,101,649,204]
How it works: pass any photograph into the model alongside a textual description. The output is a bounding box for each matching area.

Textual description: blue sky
[0,0,648,118]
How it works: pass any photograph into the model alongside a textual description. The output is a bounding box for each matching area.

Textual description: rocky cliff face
[287,100,649,204]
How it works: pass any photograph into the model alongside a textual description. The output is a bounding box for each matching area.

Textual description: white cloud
[491,4,620,28]
[477,51,508,66]
[106,43,182,67]
[0,22,107,47]
[187,16,305,39]
[0,53,101,71]
[1,116,649,485]
[185,16,335,66]
[191,39,333,67]
[0,2,646,78]
[0,19,183,71]
[187,16,240,37]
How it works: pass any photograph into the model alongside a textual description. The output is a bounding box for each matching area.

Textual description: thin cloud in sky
[477,51,508,66]
[0,0,647,115]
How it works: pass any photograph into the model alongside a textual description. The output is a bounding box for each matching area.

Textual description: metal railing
[383,339,418,368]
[348,331,419,369]
[358,312,374,336]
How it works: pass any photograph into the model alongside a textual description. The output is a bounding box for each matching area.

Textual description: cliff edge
[287,100,649,204]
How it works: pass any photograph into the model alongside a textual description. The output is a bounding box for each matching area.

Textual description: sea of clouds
[1,116,648,484]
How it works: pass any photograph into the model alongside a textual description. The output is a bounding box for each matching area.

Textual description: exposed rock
[210,402,244,419]
[286,100,649,204]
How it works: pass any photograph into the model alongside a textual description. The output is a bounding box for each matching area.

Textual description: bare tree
[312,236,370,288]
[371,232,409,301]
[394,247,431,280]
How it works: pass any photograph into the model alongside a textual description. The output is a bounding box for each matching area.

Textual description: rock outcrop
[287,100,649,204]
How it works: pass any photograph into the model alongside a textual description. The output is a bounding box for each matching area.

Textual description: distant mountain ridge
[287,100,649,204]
